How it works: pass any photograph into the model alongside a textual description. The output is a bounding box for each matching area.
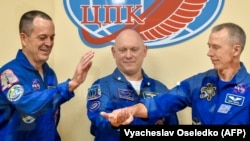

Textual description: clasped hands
[100,108,133,127]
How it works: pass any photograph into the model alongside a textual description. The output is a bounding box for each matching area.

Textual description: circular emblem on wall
[63,0,224,48]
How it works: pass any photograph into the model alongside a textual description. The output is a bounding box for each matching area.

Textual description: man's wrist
[68,80,79,92]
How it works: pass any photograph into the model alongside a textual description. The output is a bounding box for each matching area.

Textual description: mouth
[124,61,135,65]
[210,58,218,62]
[211,60,220,66]
[40,47,51,54]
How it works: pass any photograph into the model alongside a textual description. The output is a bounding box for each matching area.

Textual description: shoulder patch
[87,84,101,100]
[89,101,101,111]
[7,84,24,102]
[1,69,19,91]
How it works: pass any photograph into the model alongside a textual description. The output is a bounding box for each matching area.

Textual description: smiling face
[112,29,147,79]
[20,17,55,68]
[207,28,241,72]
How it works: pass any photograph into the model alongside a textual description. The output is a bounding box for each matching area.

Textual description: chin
[41,56,49,62]
[214,65,222,71]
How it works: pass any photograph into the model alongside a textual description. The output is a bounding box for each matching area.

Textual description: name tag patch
[118,88,134,101]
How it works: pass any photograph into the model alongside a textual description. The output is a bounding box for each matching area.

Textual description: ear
[20,33,27,46]
[111,46,115,57]
[233,45,241,56]
[20,33,25,40]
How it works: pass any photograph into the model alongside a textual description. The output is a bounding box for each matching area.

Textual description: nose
[207,48,213,57]
[44,38,54,46]
[125,50,132,58]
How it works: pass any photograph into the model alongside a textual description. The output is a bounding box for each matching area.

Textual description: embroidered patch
[217,104,231,114]
[225,93,245,106]
[32,79,41,91]
[22,115,36,123]
[87,84,101,100]
[142,91,158,99]
[118,88,134,101]
[1,69,19,91]
[89,101,101,111]
[233,84,248,94]
[7,84,24,102]
[200,83,216,101]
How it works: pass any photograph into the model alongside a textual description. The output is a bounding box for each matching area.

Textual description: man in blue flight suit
[87,29,178,141]
[0,10,94,141]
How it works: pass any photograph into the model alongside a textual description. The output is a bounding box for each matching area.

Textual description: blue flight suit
[0,49,74,141]
[143,62,250,125]
[87,68,178,141]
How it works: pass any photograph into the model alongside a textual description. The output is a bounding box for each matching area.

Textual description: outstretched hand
[69,51,94,92]
[100,108,134,127]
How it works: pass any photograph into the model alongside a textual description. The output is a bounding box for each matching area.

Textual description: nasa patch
[32,79,41,91]
[233,83,248,94]
[63,0,224,48]
[7,84,24,102]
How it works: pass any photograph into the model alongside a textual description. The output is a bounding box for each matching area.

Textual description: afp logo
[63,0,224,48]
